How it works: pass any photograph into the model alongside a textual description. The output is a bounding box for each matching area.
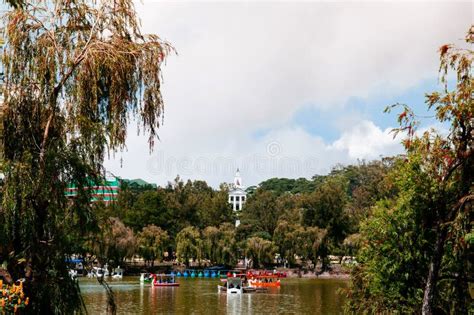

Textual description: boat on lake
[139,273,154,283]
[111,266,124,279]
[246,270,287,278]
[218,274,268,294]
[173,268,222,278]
[87,266,107,278]
[248,275,281,288]
[69,269,78,279]
[153,274,179,287]
[218,277,243,294]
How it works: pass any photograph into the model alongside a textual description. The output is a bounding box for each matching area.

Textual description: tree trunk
[422,227,447,315]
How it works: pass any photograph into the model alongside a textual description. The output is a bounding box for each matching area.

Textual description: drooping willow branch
[1,0,175,313]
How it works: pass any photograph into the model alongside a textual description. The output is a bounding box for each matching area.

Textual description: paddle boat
[217,270,235,279]
[68,269,78,279]
[248,275,281,288]
[87,266,107,278]
[66,258,84,278]
[139,273,154,283]
[205,266,225,278]
[111,266,124,279]
[153,274,180,287]
[246,270,287,278]
[218,273,268,294]
[218,277,243,294]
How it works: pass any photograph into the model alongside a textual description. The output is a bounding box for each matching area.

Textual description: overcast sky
[105,1,473,188]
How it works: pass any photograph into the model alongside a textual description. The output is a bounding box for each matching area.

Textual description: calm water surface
[80,276,348,314]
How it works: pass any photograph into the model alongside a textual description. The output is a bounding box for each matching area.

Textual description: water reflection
[138,283,144,311]
[80,277,348,314]
[226,294,241,315]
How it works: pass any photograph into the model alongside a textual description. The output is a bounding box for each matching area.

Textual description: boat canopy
[227,277,242,287]
[155,274,175,278]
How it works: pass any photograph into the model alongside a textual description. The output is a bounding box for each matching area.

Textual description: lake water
[80,277,348,314]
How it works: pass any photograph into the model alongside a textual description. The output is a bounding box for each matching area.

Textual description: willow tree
[273,220,301,267]
[91,217,137,266]
[245,236,276,268]
[202,223,237,266]
[175,226,202,267]
[137,224,169,267]
[1,0,172,313]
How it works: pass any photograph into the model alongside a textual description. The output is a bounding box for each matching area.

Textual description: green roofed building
[65,176,156,203]
[122,178,157,189]
[66,177,120,203]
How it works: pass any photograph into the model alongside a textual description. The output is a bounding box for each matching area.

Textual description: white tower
[228,168,247,227]
[234,168,242,188]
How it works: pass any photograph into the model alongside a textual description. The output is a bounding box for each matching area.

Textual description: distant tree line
[80,159,395,272]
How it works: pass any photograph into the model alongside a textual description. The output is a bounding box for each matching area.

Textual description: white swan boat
[111,266,124,279]
[218,277,243,294]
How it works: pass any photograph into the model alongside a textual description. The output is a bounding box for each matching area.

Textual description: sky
[104,1,473,188]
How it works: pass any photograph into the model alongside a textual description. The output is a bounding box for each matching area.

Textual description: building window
[236,203,240,211]
[230,196,234,201]
[242,196,246,202]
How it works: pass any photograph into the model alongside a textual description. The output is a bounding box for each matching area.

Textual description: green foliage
[274,220,302,267]
[258,177,320,195]
[175,226,202,267]
[90,217,137,266]
[273,218,328,269]
[273,220,327,268]
[240,189,281,236]
[346,26,473,314]
[300,177,350,265]
[121,178,233,237]
[202,226,220,264]
[202,223,237,266]
[244,237,276,268]
[197,189,234,229]
[300,226,328,269]
[0,0,172,312]
[345,197,427,313]
[124,190,172,232]
[137,225,169,267]
[96,156,394,274]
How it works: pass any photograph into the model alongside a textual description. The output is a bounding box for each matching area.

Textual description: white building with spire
[228,169,247,226]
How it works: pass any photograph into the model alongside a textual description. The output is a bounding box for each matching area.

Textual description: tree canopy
[345,26,473,314]
[0,0,172,312]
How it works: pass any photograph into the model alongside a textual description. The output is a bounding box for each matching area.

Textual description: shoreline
[283,269,351,280]
[99,262,352,280]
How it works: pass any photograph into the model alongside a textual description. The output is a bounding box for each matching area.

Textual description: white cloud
[331,120,401,159]
[106,121,401,186]
[104,1,472,187]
